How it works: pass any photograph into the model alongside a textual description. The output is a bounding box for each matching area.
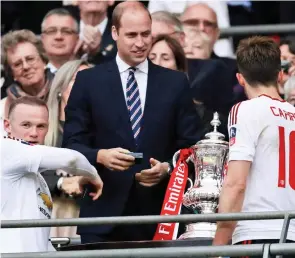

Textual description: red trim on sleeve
[229,102,242,126]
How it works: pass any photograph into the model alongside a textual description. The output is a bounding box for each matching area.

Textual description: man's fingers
[116,152,135,162]
[112,158,134,168]
[111,164,131,171]
[73,39,84,55]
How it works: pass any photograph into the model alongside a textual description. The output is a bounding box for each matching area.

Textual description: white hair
[284,76,295,101]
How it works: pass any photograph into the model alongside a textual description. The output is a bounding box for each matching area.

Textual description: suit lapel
[106,60,135,147]
[139,61,160,145]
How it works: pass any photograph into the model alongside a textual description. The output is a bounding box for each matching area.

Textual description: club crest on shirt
[229,127,237,146]
[37,190,53,211]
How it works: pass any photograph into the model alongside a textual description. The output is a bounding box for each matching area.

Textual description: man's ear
[4,118,11,135]
[278,70,284,85]
[111,25,118,41]
[236,73,246,87]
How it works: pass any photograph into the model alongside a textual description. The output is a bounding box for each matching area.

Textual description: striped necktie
[126,67,142,143]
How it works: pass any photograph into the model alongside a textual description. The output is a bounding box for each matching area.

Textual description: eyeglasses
[11,55,40,72]
[183,19,217,31]
[42,27,78,36]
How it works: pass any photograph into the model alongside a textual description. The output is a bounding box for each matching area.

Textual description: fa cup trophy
[172,112,229,239]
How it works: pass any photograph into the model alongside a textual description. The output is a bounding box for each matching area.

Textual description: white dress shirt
[46,62,58,74]
[116,54,148,112]
[79,17,108,40]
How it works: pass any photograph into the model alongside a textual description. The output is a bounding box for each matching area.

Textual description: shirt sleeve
[227,101,263,162]
[2,138,98,180]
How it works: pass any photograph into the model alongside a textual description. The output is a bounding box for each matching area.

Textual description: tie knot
[129,67,136,73]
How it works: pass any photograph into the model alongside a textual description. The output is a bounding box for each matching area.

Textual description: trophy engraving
[172,112,229,239]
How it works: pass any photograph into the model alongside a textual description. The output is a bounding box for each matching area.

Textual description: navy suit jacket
[62,59,203,236]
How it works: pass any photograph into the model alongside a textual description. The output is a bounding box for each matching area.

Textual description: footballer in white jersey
[0,136,103,253]
[213,36,295,257]
[228,95,295,244]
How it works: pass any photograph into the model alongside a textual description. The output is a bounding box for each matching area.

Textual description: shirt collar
[46,62,58,74]
[80,17,108,36]
[116,53,148,74]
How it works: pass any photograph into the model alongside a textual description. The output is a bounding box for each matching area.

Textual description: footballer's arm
[213,160,251,246]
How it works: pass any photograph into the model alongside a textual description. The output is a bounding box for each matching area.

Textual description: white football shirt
[1,136,99,253]
[228,95,295,244]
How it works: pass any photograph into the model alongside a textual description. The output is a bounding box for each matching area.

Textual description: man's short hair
[41,8,79,33]
[236,36,281,87]
[8,96,48,118]
[280,36,295,55]
[112,2,151,31]
[151,11,183,33]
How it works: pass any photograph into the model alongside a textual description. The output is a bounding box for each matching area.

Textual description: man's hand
[61,176,103,201]
[78,176,103,201]
[74,25,101,56]
[97,148,135,171]
[135,158,169,187]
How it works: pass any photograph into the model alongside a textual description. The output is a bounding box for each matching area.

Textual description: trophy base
[178,222,216,239]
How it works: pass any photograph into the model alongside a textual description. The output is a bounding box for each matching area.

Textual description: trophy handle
[172,150,180,167]
[187,178,193,190]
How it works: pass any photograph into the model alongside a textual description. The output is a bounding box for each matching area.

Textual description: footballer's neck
[246,84,283,101]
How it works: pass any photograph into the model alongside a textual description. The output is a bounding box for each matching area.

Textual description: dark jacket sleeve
[175,73,204,149]
[62,70,99,166]
[41,170,60,195]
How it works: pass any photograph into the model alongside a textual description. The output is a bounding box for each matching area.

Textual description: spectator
[77,0,117,64]
[44,59,92,237]
[151,11,185,46]
[181,3,221,59]
[62,1,203,243]
[149,35,187,73]
[41,8,80,74]
[183,27,211,59]
[1,30,54,119]
[148,0,234,58]
[284,76,295,106]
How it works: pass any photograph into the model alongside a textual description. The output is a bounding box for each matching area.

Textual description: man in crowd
[213,36,295,256]
[1,96,103,253]
[41,8,79,74]
[76,0,117,64]
[63,1,203,243]
[151,11,185,46]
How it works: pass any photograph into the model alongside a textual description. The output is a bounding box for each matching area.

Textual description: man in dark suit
[62,1,203,243]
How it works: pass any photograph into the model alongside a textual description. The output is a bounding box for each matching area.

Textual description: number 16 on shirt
[278,126,295,190]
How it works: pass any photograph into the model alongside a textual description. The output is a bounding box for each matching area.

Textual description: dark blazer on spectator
[188,58,236,140]
[62,58,203,240]
[88,19,117,65]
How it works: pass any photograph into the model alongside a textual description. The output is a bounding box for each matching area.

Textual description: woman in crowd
[149,34,187,73]
[45,59,92,238]
[1,29,54,119]
[284,76,295,106]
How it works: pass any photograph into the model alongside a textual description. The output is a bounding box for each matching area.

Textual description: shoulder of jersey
[229,99,260,126]
[3,136,34,146]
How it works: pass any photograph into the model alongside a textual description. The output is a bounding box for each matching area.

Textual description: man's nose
[54,30,63,39]
[29,127,38,138]
[135,37,144,48]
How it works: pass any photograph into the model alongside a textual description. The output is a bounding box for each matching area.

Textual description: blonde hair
[1,29,48,76]
[45,59,92,146]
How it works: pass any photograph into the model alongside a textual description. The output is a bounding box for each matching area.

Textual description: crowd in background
[1,0,295,239]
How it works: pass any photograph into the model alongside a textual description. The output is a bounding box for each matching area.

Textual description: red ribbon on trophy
[153,148,193,241]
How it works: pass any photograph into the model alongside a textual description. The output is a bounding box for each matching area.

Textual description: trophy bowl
[173,112,229,239]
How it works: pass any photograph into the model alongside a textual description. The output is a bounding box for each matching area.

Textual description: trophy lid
[196,112,228,146]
